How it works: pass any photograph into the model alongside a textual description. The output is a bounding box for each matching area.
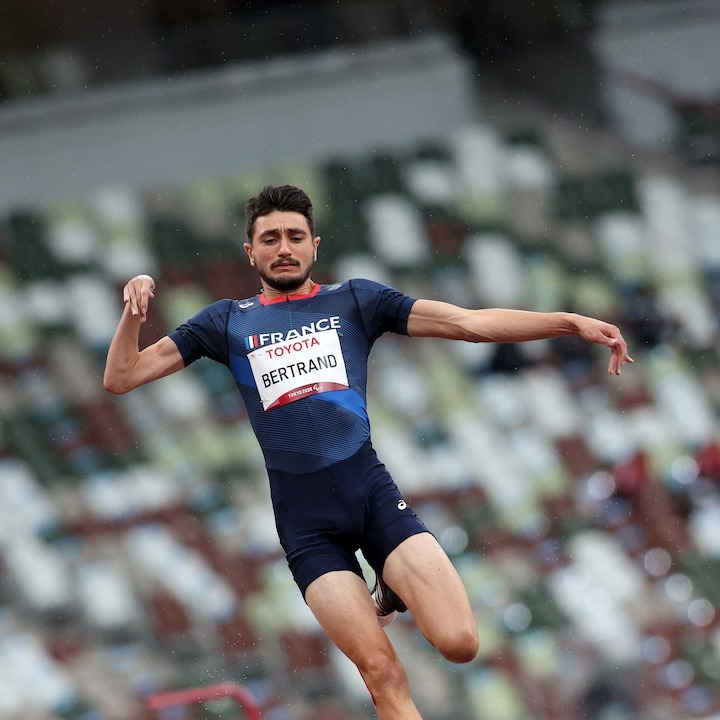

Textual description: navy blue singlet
[169,279,416,474]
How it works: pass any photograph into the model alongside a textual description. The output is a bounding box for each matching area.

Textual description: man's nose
[277,237,292,254]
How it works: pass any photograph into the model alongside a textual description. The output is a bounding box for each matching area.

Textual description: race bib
[247,329,349,411]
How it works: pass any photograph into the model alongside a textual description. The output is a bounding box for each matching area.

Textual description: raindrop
[669,456,699,486]
[587,471,615,500]
[503,603,532,632]
[664,573,693,603]
[642,635,671,664]
[663,659,694,689]
[687,598,715,627]
[643,547,672,577]
[439,525,469,555]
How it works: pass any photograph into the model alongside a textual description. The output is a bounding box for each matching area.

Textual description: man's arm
[103,275,185,394]
[407,299,633,376]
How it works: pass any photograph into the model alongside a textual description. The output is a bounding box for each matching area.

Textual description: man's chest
[229,305,367,410]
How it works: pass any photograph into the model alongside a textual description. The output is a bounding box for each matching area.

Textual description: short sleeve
[168,299,231,366]
[348,279,417,340]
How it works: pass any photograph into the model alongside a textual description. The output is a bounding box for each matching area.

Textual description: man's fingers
[607,341,634,375]
[123,276,155,322]
[126,286,142,317]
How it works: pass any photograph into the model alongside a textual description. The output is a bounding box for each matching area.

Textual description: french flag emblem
[245,334,260,350]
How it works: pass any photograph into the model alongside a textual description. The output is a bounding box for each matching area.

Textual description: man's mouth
[272,261,299,269]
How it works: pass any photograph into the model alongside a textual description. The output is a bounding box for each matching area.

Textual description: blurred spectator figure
[621,283,676,349]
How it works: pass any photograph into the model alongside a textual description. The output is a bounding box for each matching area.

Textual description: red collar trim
[258,283,322,305]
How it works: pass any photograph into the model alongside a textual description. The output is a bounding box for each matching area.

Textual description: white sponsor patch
[248,329,349,411]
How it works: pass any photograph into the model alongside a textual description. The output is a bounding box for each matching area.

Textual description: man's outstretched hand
[575,316,634,376]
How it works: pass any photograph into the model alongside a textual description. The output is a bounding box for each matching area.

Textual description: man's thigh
[305,570,398,665]
[381,532,478,659]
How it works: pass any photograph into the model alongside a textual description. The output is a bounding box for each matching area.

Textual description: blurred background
[1,1,720,719]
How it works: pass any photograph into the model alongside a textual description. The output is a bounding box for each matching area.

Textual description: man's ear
[243,242,255,267]
[313,236,320,262]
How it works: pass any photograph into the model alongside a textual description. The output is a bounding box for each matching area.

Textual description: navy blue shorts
[267,441,429,597]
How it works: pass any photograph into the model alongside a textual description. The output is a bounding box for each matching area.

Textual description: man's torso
[169,279,416,473]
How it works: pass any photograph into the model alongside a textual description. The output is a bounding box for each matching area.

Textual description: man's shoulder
[231,295,261,311]
[326,278,395,294]
[213,295,264,313]
[186,297,259,324]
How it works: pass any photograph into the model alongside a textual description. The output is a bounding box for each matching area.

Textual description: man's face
[244,210,320,292]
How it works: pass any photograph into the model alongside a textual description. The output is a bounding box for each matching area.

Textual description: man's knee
[359,652,410,699]
[436,623,479,664]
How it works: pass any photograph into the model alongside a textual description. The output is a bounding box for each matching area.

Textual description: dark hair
[244,184,315,241]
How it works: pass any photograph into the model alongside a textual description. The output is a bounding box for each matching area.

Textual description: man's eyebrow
[258,226,308,238]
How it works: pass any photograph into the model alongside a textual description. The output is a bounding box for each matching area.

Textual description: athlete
[104,184,633,720]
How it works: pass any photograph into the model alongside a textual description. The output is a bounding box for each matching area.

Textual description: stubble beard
[257,263,313,293]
